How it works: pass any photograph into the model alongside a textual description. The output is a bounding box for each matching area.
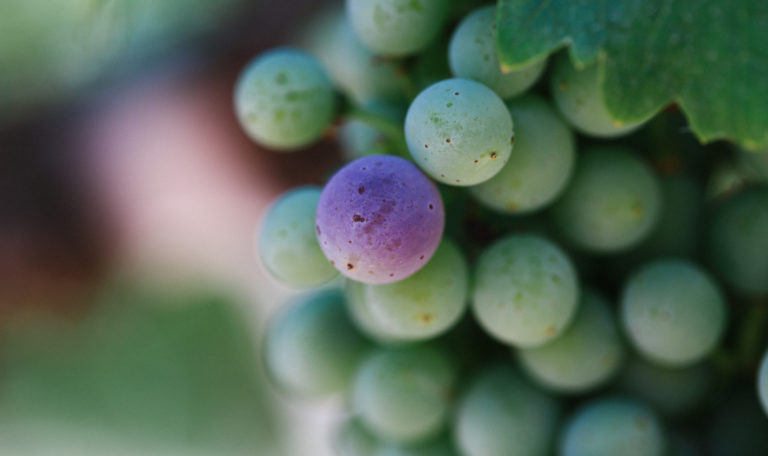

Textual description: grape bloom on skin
[316,155,445,284]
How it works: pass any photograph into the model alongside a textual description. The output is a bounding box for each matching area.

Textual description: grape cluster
[239,1,768,455]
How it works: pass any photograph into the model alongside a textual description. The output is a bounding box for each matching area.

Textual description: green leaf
[496,0,768,149]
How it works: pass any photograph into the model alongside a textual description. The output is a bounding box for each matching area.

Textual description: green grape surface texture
[405,78,514,186]
[234,48,335,150]
[550,55,648,138]
[621,259,726,366]
[708,187,768,296]
[259,187,338,287]
[448,6,546,99]
[352,345,457,444]
[455,364,559,456]
[264,289,370,397]
[472,234,579,347]
[560,398,665,456]
[470,95,575,214]
[363,239,469,341]
[518,290,624,393]
[346,0,448,57]
[552,146,661,253]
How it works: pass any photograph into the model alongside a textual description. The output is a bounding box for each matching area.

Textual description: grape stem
[343,104,411,160]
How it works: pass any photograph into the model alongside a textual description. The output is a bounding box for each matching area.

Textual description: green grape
[448,6,546,99]
[551,146,662,253]
[344,279,406,345]
[472,234,579,347]
[470,95,575,214]
[621,259,727,367]
[708,186,768,296]
[759,348,768,416]
[618,356,712,417]
[346,0,449,57]
[517,290,624,393]
[264,289,371,397]
[334,418,382,456]
[339,102,404,161]
[377,437,459,456]
[405,78,514,186]
[363,239,468,341]
[300,6,406,105]
[352,345,457,444]
[234,48,336,150]
[258,187,338,287]
[550,54,649,137]
[455,364,559,456]
[560,398,665,456]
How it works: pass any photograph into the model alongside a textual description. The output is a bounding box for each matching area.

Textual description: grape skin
[550,54,648,138]
[454,364,559,456]
[264,289,370,397]
[258,187,338,287]
[363,239,468,341]
[316,155,445,284]
[470,95,575,214]
[405,78,514,186]
[234,48,335,150]
[346,0,449,57]
[621,259,727,367]
[472,234,579,348]
[448,6,546,99]
[551,146,661,253]
[352,345,457,444]
[708,187,768,297]
[517,290,624,394]
[334,419,381,456]
[560,398,665,456]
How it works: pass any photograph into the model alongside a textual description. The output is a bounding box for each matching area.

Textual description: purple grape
[316,155,445,284]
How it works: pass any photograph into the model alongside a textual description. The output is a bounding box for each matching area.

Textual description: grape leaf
[496,0,768,150]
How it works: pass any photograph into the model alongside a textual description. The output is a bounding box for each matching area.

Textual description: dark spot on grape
[454,92,460,96]
[316,225,321,235]
[559,82,567,91]
[545,326,556,336]
[424,144,429,148]
[353,214,366,222]
[358,186,365,194]
[420,255,425,260]
[419,314,434,323]
[368,270,374,274]
[429,204,434,210]
[362,167,367,171]
[510,136,515,145]
[491,152,498,159]
[330,260,335,265]
[347,263,354,270]
[456,179,461,183]
[474,160,478,163]
[389,273,394,277]
[445,138,451,143]
[440,174,445,178]
[348,240,352,244]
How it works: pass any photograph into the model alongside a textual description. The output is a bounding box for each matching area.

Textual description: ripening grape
[472,234,579,347]
[258,187,338,287]
[264,289,370,397]
[550,54,648,137]
[621,259,727,367]
[455,364,559,456]
[346,0,449,57]
[352,345,457,444]
[405,78,514,186]
[362,239,469,341]
[517,290,624,393]
[560,398,665,456]
[316,155,445,284]
[234,48,336,150]
[448,6,546,99]
[708,186,768,296]
[470,95,575,214]
[551,146,661,253]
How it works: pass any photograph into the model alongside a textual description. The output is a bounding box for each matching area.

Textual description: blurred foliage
[0,0,242,122]
[0,286,279,456]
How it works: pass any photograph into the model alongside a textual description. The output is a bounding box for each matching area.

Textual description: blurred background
[0,1,344,454]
